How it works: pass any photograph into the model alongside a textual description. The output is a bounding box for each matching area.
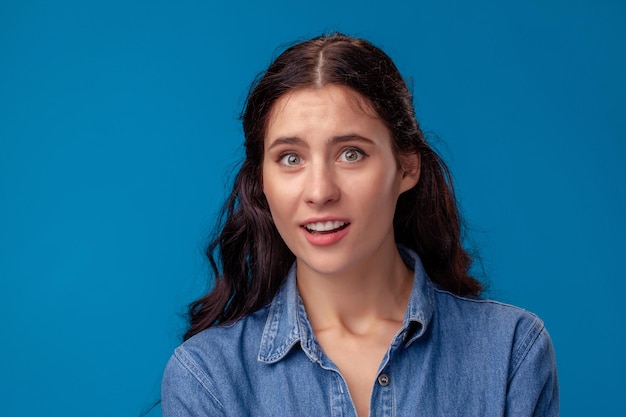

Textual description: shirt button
[377,373,390,387]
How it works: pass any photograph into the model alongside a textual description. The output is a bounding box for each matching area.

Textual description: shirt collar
[257,246,434,364]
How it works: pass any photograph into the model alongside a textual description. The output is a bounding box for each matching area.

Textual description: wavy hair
[184,33,481,340]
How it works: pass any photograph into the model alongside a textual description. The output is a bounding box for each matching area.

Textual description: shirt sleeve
[161,348,225,417]
[505,323,560,417]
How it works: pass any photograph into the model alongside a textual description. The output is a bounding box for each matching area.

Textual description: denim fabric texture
[162,247,559,416]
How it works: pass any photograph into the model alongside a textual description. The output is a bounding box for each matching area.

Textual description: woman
[162,33,559,417]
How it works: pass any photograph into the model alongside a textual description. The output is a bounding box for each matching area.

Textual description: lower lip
[302,225,350,246]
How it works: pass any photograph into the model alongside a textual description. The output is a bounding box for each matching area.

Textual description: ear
[399,152,420,193]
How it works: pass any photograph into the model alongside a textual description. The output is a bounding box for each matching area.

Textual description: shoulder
[174,305,268,373]
[433,287,544,334]
[430,287,555,378]
[161,307,270,414]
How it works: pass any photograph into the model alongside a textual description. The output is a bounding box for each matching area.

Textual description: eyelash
[277,147,367,166]
[277,152,303,166]
[338,147,366,163]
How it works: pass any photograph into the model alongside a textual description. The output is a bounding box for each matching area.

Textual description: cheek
[358,163,402,197]
[261,165,282,207]
[262,180,294,223]
[363,174,403,217]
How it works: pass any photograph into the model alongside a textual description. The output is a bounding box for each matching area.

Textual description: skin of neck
[296,239,414,336]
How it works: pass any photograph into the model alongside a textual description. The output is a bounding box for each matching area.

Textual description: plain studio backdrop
[1,1,624,416]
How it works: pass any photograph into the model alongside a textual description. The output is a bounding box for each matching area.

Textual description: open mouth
[302,221,350,235]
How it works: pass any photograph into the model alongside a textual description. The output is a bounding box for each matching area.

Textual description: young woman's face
[262,85,418,277]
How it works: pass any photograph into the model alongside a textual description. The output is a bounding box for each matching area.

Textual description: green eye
[280,153,302,166]
[340,148,364,162]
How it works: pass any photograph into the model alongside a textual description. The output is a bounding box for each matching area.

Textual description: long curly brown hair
[184,33,482,340]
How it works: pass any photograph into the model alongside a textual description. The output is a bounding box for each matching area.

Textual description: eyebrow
[267,135,375,151]
[267,136,306,151]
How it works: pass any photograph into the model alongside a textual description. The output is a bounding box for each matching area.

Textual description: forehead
[265,84,381,134]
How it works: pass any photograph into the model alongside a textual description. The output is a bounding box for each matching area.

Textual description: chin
[296,250,364,276]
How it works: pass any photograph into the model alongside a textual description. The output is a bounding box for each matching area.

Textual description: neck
[296,245,413,335]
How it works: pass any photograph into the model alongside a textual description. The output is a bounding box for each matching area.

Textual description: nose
[304,161,340,206]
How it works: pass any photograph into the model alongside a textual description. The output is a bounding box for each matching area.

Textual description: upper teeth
[305,221,346,232]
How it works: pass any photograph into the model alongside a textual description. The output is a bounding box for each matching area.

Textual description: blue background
[1,0,624,416]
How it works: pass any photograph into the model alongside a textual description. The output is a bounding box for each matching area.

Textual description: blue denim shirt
[162,248,559,416]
